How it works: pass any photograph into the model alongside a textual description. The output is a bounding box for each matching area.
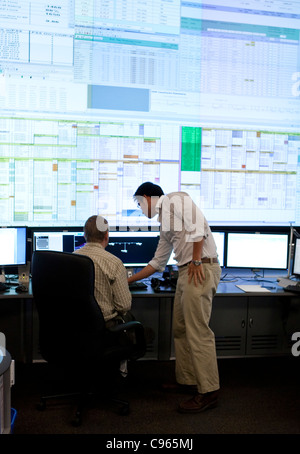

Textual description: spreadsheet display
[0,0,299,227]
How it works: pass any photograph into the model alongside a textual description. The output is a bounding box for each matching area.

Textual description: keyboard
[0,282,10,292]
[284,285,300,294]
[129,281,148,290]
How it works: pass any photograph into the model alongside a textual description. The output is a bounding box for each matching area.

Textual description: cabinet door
[247,296,287,356]
[131,297,160,360]
[210,296,248,357]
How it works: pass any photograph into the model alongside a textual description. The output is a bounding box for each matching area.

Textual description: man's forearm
[128,264,157,283]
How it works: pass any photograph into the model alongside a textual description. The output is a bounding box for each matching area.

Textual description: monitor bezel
[31,226,85,254]
[0,226,28,269]
[211,230,225,268]
[225,230,289,270]
[106,230,161,267]
[292,236,300,278]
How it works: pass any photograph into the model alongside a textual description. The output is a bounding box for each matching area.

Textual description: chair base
[37,391,130,426]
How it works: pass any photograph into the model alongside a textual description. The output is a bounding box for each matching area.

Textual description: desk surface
[0,282,32,299]
[130,283,294,297]
[131,269,297,297]
[0,270,297,299]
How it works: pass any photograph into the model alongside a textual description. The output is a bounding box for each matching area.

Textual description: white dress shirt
[148,192,218,272]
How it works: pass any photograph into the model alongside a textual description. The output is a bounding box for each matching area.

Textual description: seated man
[75,215,135,376]
[74,215,133,327]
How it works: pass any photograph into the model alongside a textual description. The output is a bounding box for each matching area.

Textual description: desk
[130,271,300,359]
[0,284,33,363]
[0,274,299,362]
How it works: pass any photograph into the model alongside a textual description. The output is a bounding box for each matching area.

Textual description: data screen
[212,231,225,267]
[32,230,85,253]
[292,237,300,276]
[106,231,160,267]
[0,227,27,267]
[226,232,289,269]
[105,229,224,267]
[1,1,300,228]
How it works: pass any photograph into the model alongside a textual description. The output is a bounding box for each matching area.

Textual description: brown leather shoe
[178,390,219,413]
[161,383,198,394]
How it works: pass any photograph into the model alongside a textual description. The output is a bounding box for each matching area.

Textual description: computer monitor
[106,231,160,267]
[2,1,300,230]
[226,232,289,270]
[31,228,224,268]
[106,230,225,268]
[292,237,300,279]
[212,231,225,267]
[32,230,85,253]
[0,227,27,267]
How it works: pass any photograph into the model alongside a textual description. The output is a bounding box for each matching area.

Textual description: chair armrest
[107,320,143,333]
[107,320,146,358]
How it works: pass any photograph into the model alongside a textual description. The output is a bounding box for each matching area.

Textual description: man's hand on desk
[127,264,157,285]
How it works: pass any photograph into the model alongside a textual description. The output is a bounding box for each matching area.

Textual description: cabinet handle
[241,320,246,328]
[249,318,253,327]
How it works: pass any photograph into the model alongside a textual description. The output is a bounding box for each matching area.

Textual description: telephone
[151,265,178,293]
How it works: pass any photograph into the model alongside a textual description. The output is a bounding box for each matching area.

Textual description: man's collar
[86,242,105,249]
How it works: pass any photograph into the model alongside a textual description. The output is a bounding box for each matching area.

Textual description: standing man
[128,182,221,413]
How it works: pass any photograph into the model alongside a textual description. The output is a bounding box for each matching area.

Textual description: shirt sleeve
[148,233,173,272]
[111,262,132,314]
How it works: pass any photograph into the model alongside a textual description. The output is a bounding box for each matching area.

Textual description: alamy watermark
[96,194,205,236]
[291,332,300,357]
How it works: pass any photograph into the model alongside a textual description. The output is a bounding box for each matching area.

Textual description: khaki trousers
[173,262,221,394]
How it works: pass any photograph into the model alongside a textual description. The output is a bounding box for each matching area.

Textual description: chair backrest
[31,250,106,365]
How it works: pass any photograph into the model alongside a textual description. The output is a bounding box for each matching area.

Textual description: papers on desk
[236,285,271,293]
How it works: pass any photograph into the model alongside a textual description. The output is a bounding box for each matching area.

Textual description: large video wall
[0,0,300,228]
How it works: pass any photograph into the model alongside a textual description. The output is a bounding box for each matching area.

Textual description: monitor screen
[0,227,27,267]
[32,228,176,267]
[1,1,299,229]
[212,231,225,267]
[292,237,300,277]
[106,230,225,267]
[32,230,85,253]
[106,231,160,267]
[226,232,289,270]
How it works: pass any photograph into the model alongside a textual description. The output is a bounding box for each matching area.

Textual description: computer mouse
[15,285,28,293]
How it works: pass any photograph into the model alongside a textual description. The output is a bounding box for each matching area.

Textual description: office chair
[31,250,146,426]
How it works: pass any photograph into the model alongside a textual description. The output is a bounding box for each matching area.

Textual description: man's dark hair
[134,182,164,198]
